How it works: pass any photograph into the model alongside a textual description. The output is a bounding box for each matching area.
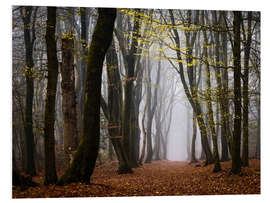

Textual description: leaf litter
[13,159,260,198]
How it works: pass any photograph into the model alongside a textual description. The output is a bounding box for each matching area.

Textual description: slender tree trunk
[154,98,163,160]
[201,12,221,172]
[139,86,148,164]
[190,110,197,163]
[57,8,116,185]
[145,59,153,163]
[221,11,232,159]
[61,32,79,168]
[44,6,58,185]
[221,124,229,161]
[21,6,37,176]
[231,11,242,174]
[186,107,191,161]
[169,10,213,165]
[134,63,144,161]
[145,48,161,163]
[255,92,260,159]
[242,12,252,167]
[77,7,89,139]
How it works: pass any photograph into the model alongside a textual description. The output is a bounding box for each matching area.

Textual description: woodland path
[13,159,260,198]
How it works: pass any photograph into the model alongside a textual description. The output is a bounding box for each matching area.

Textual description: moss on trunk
[57,8,116,185]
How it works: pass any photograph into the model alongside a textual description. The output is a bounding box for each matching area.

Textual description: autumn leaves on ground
[13,159,260,198]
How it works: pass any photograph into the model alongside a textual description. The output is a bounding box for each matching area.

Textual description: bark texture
[44,6,58,185]
[20,6,37,176]
[231,11,242,174]
[57,8,116,185]
[61,33,78,168]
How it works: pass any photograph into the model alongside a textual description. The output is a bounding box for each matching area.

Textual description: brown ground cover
[12,159,260,198]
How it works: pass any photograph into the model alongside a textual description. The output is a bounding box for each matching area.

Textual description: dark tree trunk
[231,11,242,174]
[77,7,89,139]
[221,126,229,161]
[61,33,79,168]
[255,92,260,159]
[12,169,39,188]
[44,7,58,185]
[118,10,141,168]
[20,6,37,176]
[242,12,252,167]
[221,11,232,159]
[202,10,221,172]
[57,8,116,185]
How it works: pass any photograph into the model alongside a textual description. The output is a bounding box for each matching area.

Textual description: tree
[44,6,58,185]
[241,12,252,166]
[61,31,79,168]
[201,10,221,172]
[220,11,230,161]
[115,9,142,167]
[191,111,198,162]
[20,6,38,176]
[77,7,89,136]
[168,10,214,165]
[231,11,242,174]
[101,38,133,174]
[57,8,116,185]
[145,48,161,163]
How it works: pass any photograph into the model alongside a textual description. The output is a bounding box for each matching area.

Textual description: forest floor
[12,159,260,198]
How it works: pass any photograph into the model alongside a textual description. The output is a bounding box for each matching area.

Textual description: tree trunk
[186,107,191,161]
[21,6,37,176]
[145,61,153,163]
[44,6,58,185]
[145,47,161,163]
[57,8,116,185]
[118,10,141,168]
[105,39,132,174]
[77,7,89,139]
[255,92,260,159]
[221,11,232,158]
[61,32,79,168]
[201,11,221,172]
[169,10,213,165]
[134,63,144,161]
[139,86,148,164]
[190,110,198,163]
[221,126,229,161]
[231,11,242,174]
[242,12,252,167]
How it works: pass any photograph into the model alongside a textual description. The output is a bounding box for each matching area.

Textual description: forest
[12,6,260,198]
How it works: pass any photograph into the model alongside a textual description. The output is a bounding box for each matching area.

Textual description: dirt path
[13,159,260,198]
